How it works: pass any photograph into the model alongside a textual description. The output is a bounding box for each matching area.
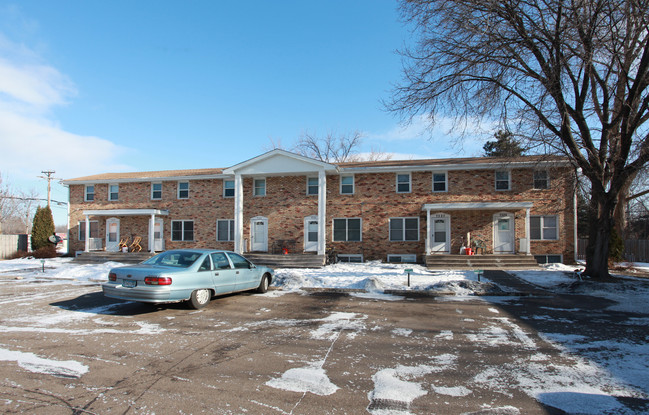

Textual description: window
[530,215,558,240]
[223,180,235,198]
[307,177,319,195]
[495,170,511,190]
[78,221,99,241]
[171,220,194,241]
[534,254,562,264]
[254,178,266,196]
[85,185,95,202]
[211,252,231,269]
[533,170,550,189]
[216,219,235,242]
[337,254,363,263]
[108,184,119,201]
[198,256,212,272]
[389,218,419,241]
[396,173,411,193]
[333,218,361,242]
[228,252,251,269]
[433,172,447,192]
[387,254,417,263]
[178,182,189,199]
[151,183,162,200]
[340,175,354,194]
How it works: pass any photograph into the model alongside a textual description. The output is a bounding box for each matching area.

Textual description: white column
[425,209,431,254]
[234,173,244,254]
[84,215,90,252]
[317,169,327,256]
[149,214,156,253]
[525,208,531,255]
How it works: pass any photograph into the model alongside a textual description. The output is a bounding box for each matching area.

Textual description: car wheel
[256,274,270,294]
[189,289,211,309]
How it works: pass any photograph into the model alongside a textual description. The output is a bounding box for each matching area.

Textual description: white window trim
[389,217,420,242]
[306,176,319,196]
[253,178,266,197]
[216,219,235,242]
[151,182,162,200]
[171,219,194,241]
[78,220,98,241]
[84,185,95,202]
[332,217,362,242]
[108,184,119,201]
[396,173,412,194]
[533,170,550,190]
[387,254,417,263]
[337,254,363,263]
[495,170,511,191]
[530,215,559,240]
[223,180,235,198]
[340,174,355,195]
[432,171,448,193]
[177,181,190,199]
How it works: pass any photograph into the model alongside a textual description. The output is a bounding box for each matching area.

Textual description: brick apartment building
[62,149,577,264]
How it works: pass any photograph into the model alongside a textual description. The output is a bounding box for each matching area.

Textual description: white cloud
[0,30,131,181]
[367,114,499,158]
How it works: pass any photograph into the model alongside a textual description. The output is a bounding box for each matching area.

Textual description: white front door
[304,216,318,252]
[106,218,120,252]
[494,212,515,253]
[149,218,165,252]
[431,214,450,253]
[251,217,268,252]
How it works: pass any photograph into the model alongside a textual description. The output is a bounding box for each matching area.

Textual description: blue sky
[0,1,489,225]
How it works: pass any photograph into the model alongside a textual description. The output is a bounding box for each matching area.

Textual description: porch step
[426,254,540,270]
[245,253,326,269]
[73,251,155,265]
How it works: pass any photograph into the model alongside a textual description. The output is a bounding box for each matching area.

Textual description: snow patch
[0,347,88,378]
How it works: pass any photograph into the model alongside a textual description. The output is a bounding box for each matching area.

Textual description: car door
[209,252,237,294]
[227,252,257,291]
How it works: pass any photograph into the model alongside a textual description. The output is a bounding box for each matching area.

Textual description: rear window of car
[144,251,202,268]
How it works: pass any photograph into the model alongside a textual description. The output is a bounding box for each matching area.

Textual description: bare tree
[0,173,40,234]
[388,0,649,280]
[293,131,364,163]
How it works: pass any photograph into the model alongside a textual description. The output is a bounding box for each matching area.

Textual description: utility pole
[38,170,58,208]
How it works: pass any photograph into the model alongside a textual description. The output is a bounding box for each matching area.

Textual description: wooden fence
[0,234,29,259]
[577,238,649,263]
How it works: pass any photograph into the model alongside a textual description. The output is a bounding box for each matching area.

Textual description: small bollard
[404,268,413,287]
[40,259,45,273]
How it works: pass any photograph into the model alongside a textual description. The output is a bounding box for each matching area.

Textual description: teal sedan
[102,249,274,309]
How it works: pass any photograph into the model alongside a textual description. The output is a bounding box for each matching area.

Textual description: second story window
[495,170,511,191]
[307,177,319,195]
[85,185,95,202]
[223,180,235,198]
[151,183,162,200]
[396,173,411,193]
[533,170,550,189]
[254,179,266,196]
[178,181,189,199]
[340,175,354,195]
[109,184,119,201]
[433,172,447,192]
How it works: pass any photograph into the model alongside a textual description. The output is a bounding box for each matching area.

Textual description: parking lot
[0,276,648,414]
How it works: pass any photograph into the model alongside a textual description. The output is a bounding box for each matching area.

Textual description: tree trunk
[583,191,616,280]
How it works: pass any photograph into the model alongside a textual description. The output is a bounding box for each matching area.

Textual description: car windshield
[143,251,202,268]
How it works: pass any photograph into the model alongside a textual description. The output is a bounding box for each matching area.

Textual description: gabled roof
[62,152,571,185]
[223,149,337,175]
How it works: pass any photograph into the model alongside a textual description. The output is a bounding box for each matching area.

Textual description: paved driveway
[0,277,647,414]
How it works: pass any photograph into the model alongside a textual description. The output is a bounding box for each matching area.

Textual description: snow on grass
[0,346,88,378]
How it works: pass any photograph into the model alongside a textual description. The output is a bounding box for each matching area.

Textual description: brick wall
[68,165,576,263]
